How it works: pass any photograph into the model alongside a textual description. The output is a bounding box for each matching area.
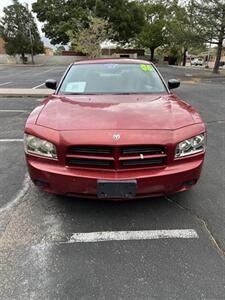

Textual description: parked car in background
[191,58,204,66]
[219,61,225,69]
[24,59,206,200]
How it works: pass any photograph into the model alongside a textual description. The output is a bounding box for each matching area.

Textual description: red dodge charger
[24,59,206,199]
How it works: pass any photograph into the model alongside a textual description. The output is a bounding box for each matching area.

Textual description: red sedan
[24,59,206,199]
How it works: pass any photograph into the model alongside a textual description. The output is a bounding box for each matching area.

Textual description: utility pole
[25,3,34,64]
[206,40,212,69]
[94,0,98,15]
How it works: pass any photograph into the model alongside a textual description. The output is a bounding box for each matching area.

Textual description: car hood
[36,94,202,130]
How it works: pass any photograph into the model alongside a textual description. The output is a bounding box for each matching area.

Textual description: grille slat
[66,154,114,161]
[119,153,166,161]
[67,157,113,167]
[69,146,112,155]
[121,145,164,155]
[121,158,165,167]
[66,145,166,169]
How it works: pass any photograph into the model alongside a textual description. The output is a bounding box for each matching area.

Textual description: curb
[181,78,201,84]
[0,80,201,97]
[166,65,225,77]
[0,89,52,97]
[0,64,45,67]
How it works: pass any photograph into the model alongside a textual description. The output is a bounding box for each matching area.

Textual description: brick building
[102,48,145,58]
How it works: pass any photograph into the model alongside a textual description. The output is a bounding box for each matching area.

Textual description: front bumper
[26,153,204,199]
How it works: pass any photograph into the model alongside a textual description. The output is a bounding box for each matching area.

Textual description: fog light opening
[183,179,197,187]
[34,180,49,188]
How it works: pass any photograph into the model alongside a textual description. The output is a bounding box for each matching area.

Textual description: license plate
[97,180,137,199]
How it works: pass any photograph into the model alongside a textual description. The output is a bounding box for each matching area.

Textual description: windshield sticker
[104,64,119,69]
[140,64,154,72]
[65,82,86,93]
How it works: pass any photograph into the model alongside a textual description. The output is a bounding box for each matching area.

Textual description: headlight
[175,133,206,158]
[24,134,57,159]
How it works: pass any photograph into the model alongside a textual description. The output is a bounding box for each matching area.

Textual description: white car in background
[192,58,204,66]
[219,62,225,69]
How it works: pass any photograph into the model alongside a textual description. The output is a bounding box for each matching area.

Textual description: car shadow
[37,188,197,234]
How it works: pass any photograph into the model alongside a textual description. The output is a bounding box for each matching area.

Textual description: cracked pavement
[0,65,225,299]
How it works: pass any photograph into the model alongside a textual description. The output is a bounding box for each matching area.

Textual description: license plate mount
[97,180,137,199]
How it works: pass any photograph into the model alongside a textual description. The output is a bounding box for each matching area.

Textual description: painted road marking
[32,83,45,89]
[33,67,63,77]
[0,110,28,113]
[68,229,199,243]
[0,82,12,86]
[32,69,53,76]
[0,139,23,142]
[0,174,30,215]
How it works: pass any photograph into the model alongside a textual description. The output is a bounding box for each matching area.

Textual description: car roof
[73,58,152,65]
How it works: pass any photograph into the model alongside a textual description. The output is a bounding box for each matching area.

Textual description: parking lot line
[0,139,23,142]
[0,110,28,113]
[32,83,45,89]
[0,174,29,215]
[33,68,61,77]
[0,82,12,86]
[68,229,199,243]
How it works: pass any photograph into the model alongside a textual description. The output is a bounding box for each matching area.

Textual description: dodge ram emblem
[113,133,120,141]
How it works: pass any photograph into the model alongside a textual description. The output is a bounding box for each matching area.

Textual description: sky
[0,0,43,34]
[0,0,35,17]
[0,0,114,49]
[0,0,56,47]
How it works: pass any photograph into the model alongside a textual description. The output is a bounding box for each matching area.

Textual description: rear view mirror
[168,79,180,90]
[45,79,57,90]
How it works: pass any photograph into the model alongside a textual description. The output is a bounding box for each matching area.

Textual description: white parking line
[32,69,53,76]
[0,110,28,113]
[68,229,199,243]
[33,67,62,77]
[0,81,12,86]
[0,139,23,142]
[0,174,30,215]
[32,82,45,89]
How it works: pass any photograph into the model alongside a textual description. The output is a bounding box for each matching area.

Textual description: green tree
[191,0,225,73]
[32,0,144,45]
[68,16,111,58]
[32,0,91,45]
[95,0,144,44]
[166,1,202,66]
[0,0,43,63]
[135,1,170,61]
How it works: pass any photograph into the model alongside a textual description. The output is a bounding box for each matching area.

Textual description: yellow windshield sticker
[140,64,153,72]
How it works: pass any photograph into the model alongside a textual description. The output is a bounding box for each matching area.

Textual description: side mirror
[45,79,57,90]
[168,79,180,90]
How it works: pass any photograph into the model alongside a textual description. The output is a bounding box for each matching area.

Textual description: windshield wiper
[62,93,99,95]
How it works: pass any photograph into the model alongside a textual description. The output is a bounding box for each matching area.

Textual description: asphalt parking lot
[0,65,225,299]
[0,64,67,89]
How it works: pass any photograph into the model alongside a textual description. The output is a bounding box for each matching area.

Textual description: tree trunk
[21,53,26,64]
[182,48,187,66]
[150,48,155,61]
[213,25,224,74]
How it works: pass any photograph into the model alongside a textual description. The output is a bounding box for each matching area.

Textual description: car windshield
[58,63,167,95]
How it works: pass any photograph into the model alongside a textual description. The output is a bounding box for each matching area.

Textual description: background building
[0,37,6,54]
